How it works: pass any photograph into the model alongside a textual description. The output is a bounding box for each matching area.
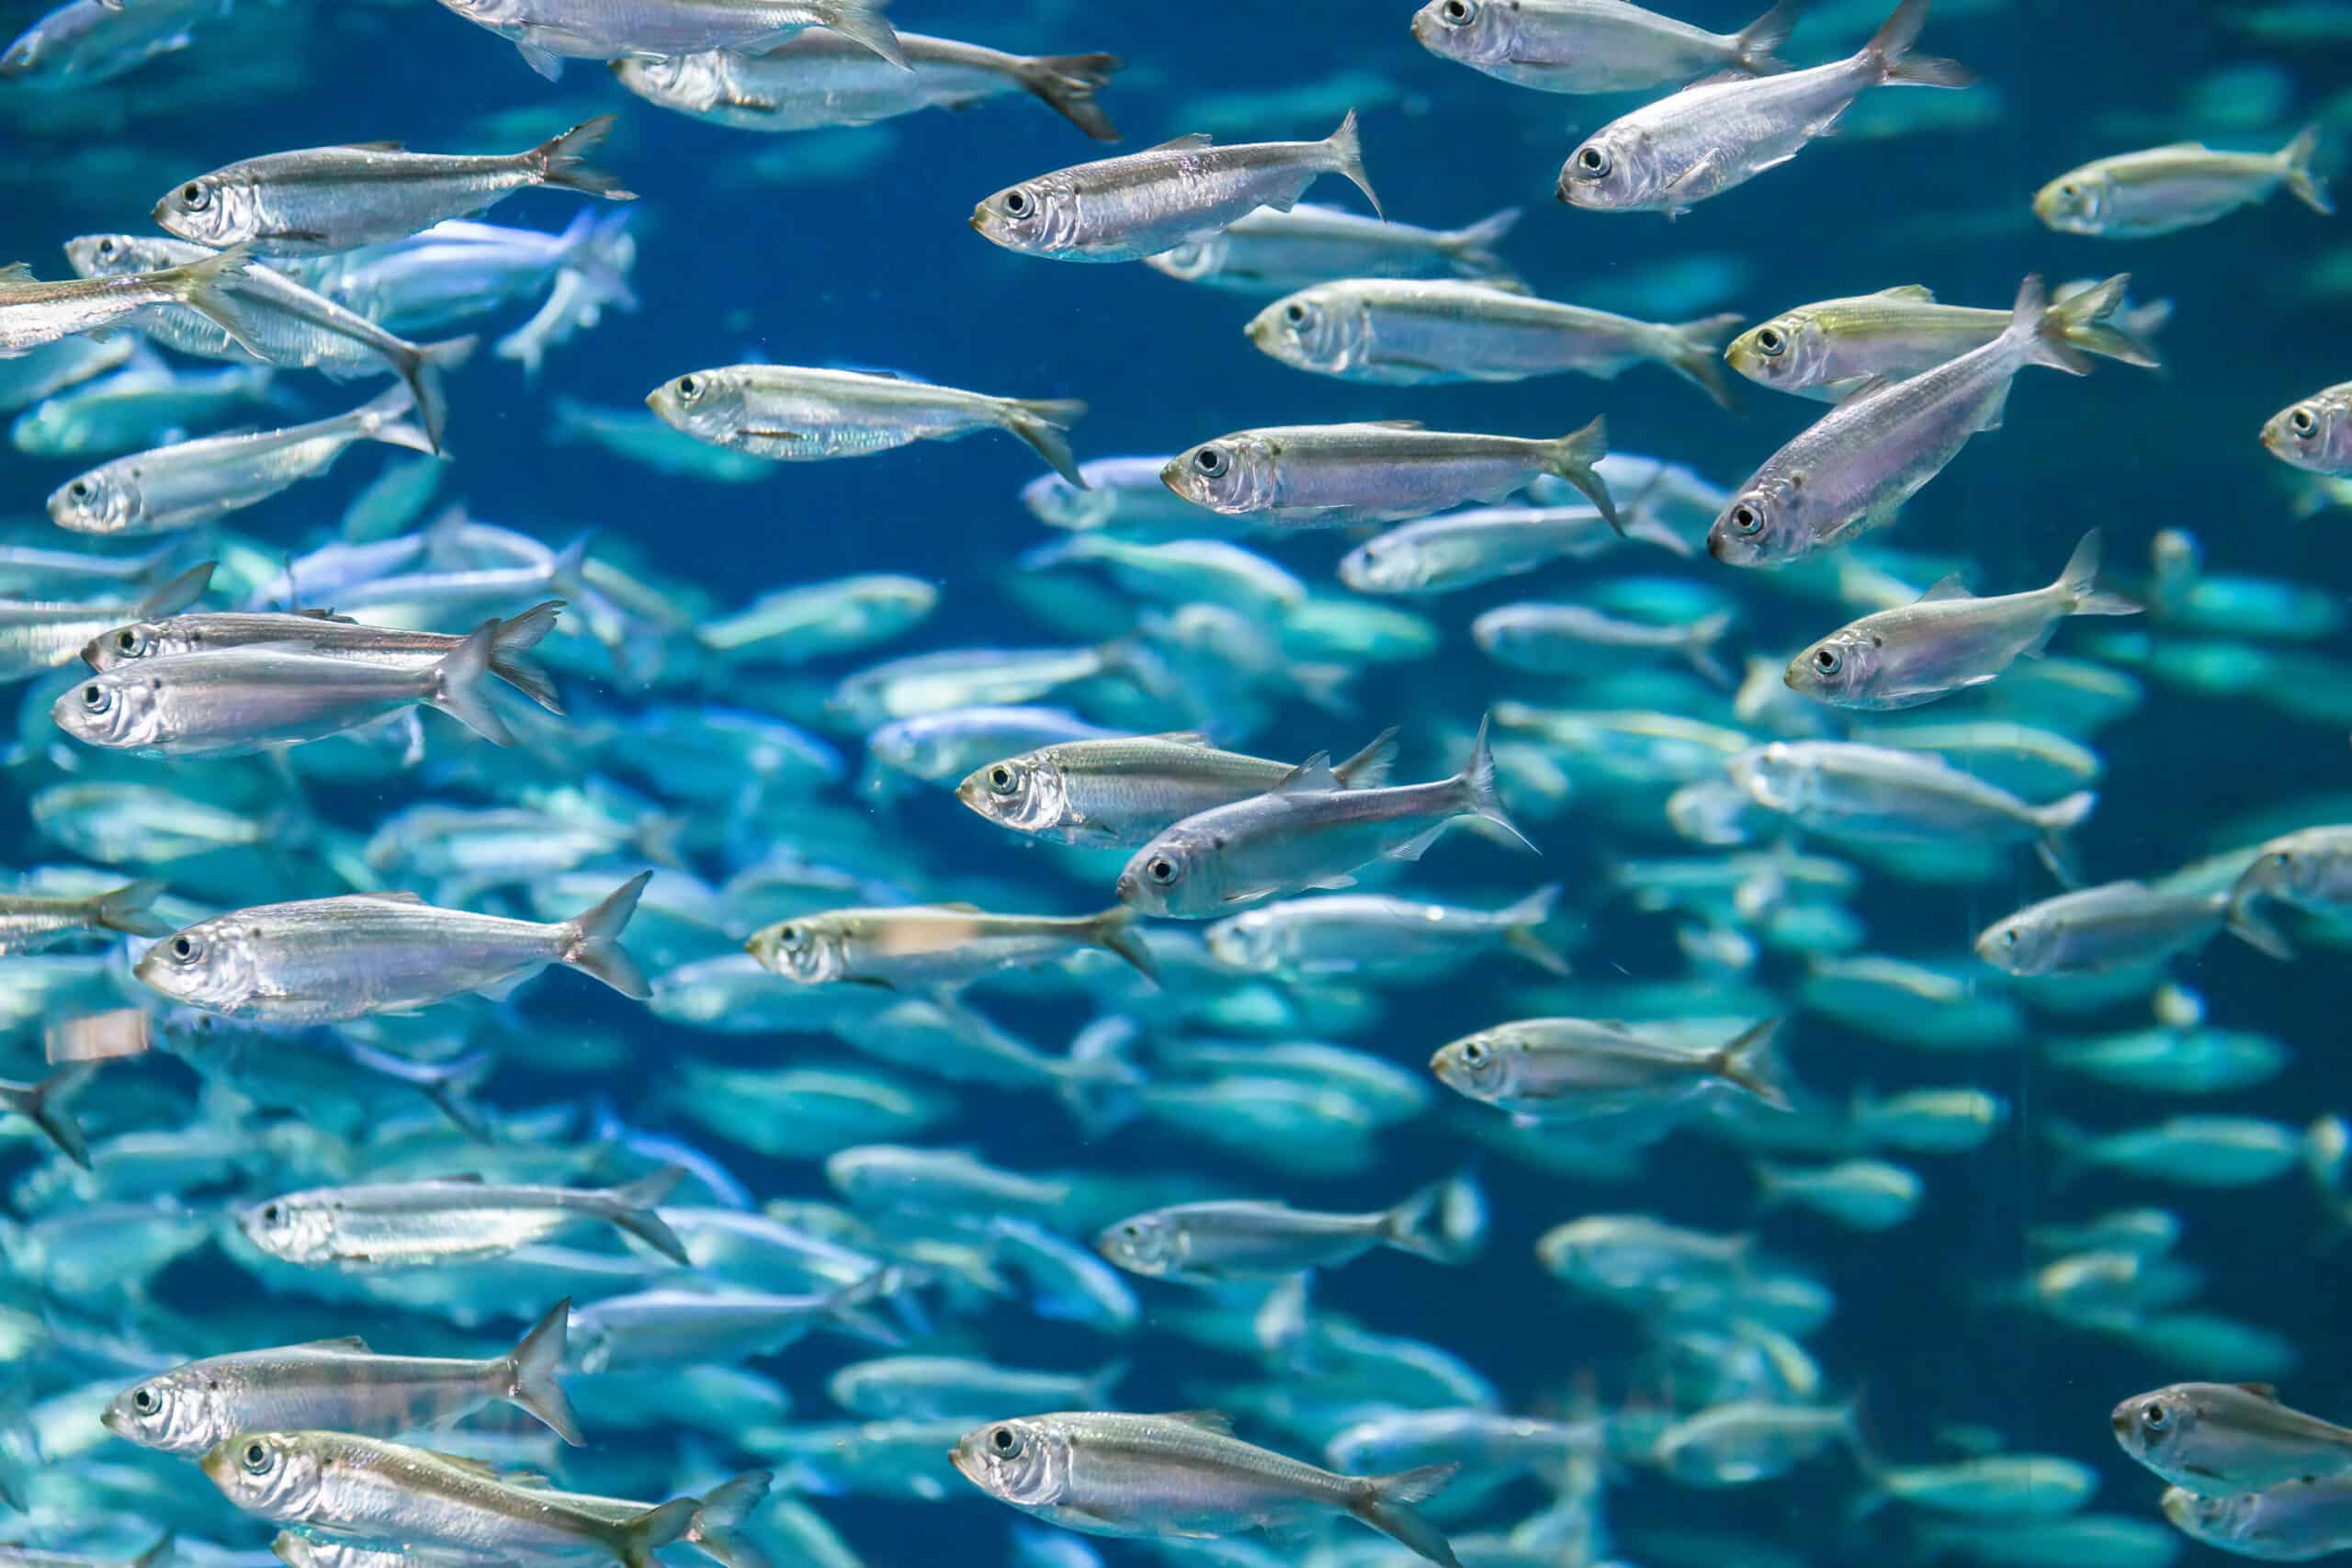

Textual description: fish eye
[1731,503,1762,536]
[1755,327,1785,356]
[989,1426,1020,1455]
[1283,301,1307,324]
[180,183,209,210]
[1193,447,1225,476]
[2060,181,2079,199]
[242,1439,269,1472]
[259,1202,281,1224]
[987,764,1016,794]
[778,924,799,943]
[67,479,90,500]
[96,238,116,259]
[117,628,143,654]
[80,683,112,713]
[2141,1403,2166,1429]
[1441,0,1476,19]
[2290,406,2319,437]
[674,375,700,403]
[131,1386,157,1413]
[1813,647,1840,674]
[1576,145,1610,177]
[2001,929,2019,947]
[169,933,202,964]
[1121,1222,1143,1239]
[1460,1041,1487,1066]
[1146,857,1177,884]
[1002,187,1033,219]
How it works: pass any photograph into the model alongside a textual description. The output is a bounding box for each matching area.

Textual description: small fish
[701,575,936,662]
[830,1356,1127,1420]
[2261,382,2352,476]
[956,729,1396,847]
[0,332,133,411]
[1786,530,2140,708]
[2116,1382,2352,1497]
[1164,416,1616,529]
[2228,826,2352,957]
[49,383,435,536]
[1095,1175,1480,1282]
[430,0,904,81]
[132,874,651,1021]
[1710,276,2089,567]
[1753,1159,1921,1231]
[1974,881,2285,976]
[1849,1087,2007,1153]
[648,365,1087,487]
[0,0,228,84]
[1860,1454,2099,1520]
[0,246,259,358]
[12,352,284,459]
[1557,0,1973,217]
[1025,536,1306,618]
[1117,718,1534,918]
[0,1063,98,1169]
[615,32,1121,140]
[154,118,635,254]
[237,1167,688,1267]
[1474,602,1734,684]
[1143,204,1521,293]
[971,111,1382,263]
[1412,0,1799,94]
[950,1410,1463,1567]
[103,1300,581,1452]
[1204,886,1567,977]
[1651,1399,1860,1486]
[1246,278,1740,408]
[0,1542,173,1568]
[2035,125,2332,238]
[571,1281,900,1371]
[0,880,170,954]
[1431,1017,1789,1122]
[2164,1475,2352,1562]
[1340,502,1683,595]
[2046,1116,2303,1190]
[0,560,212,682]
[1021,456,1233,539]
[747,904,1157,988]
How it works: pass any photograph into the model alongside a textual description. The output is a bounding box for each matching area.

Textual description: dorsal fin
[1917,573,1973,603]
[432,1172,486,1184]
[291,1336,372,1354]
[1159,1410,1235,1437]
[340,140,405,152]
[1871,284,1937,301]
[1146,731,1214,748]
[349,890,428,905]
[1272,753,1340,794]
[1462,278,1532,296]
[419,1450,543,1484]
[1145,133,1214,153]
[2236,1383,2280,1401]
[0,263,38,285]
[930,901,986,914]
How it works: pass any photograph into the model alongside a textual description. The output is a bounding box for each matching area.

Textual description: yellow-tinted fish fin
[1158,1410,1235,1436]
[1917,573,1973,603]
[1871,284,1937,301]
[1145,133,1214,153]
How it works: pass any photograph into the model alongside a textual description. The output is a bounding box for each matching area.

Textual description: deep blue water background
[7,1,2352,1564]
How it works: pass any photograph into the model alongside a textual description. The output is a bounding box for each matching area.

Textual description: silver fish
[2116,1382,2352,1497]
[49,383,435,536]
[1339,502,1683,595]
[647,365,1087,486]
[103,1300,581,1452]
[744,903,1158,988]
[0,333,134,411]
[971,112,1382,264]
[1786,530,2140,708]
[0,246,259,358]
[1116,717,1534,919]
[0,0,229,84]
[615,32,1119,140]
[1163,416,1616,529]
[1557,0,1973,217]
[0,1063,98,1169]
[0,879,169,955]
[951,1410,1463,1567]
[1095,1177,1477,1282]
[429,0,904,81]
[154,118,635,254]
[831,1356,1125,1421]
[2262,381,2352,476]
[955,729,1397,847]
[2228,826,2352,958]
[1474,602,1734,684]
[132,874,651,1021]
[1412,0,1798,94]
[1246,277,1740,408]
[1431,1017,1788,1122]
[1973,881,2285,976]
[1143,203,1521,293]
[2036,125,2332,238]
[570,1282,897,1371]
[0,560,212,682]
[1203,886,1567,977]
[11,352,283,459]
[2165,1476,2352,1562]
[1708,276,2085,567]
[237,1167,686,1267]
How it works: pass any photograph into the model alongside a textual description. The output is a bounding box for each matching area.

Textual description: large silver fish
[132,873,652,1021]
[970,112,1382,263]
[1430,1017,1788,1122]
[0,246,259,357]
[429,0,904,81]
[1557,0,1972,216]
[154,118,634,254]
[1974,882,2285,976]
[1412,0,1798,94]
[2165,1475,2352,1562]
[1338,502,1681,595]
[1204,887,1568,977]
[2262,381,2352,477]
[2036,126,2332,238]
[744,903,1159,987]
[2116,1382,2352,1497]
[951,1410,1463,1566]
[235,1167,686,1267]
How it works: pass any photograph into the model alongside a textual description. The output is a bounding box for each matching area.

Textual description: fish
[743,903,1159,988]
[1431,1016,1789,1122]
[1115,717,1535,918]
[2228,826,2352,957]
[102,1299,582,1451]
[154,118,635,254]
[2035,125,2332,238]
[1557,0,1973,217]
[1975,881,2290,976]
[1163,416,1617,529]
[956,729,1398,847]
[1411,0,1800,94]
[1202,886,1568,977]
[615,33,1122,140]
[1473,601,1736,685]
[1753,1159,1922,1231]
[701,575,937,662]
[647,365,1088,487]
[950,1410,1464,1567]
[0,332,134,411]
[427,0,905,81]
[2164,1476,2352,1562]
[48,383,437,536]
[1726,277,2164,403]
[2116,1382,2352,1497]
[829,1356,1127,1420]
[0,0,229,84]
[2047,1117,2305,1190]
[1142,204,1522,293]
[1708,276,2089,567]
[0,880,170,954]
[132,873,652,1021]
[0,1064,99,1169]
[1339,502,1685,595]
[1786,530,2141,707]
[0,560,213,682]
[0,245,260,359]
[570,1281,901,1371]
[970,111,1382,263]
[11,351,285,459]
[1094,1175,1481,1281]
[236,1167,689,1267]
[2261,382,2352,476]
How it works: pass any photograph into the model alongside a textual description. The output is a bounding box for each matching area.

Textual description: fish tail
[1323,107,1384,219]
[502,1297,584,1445]
[532,114,637,200]
[600,1161,690,1263]
[353,380,438,457]
[393,333,478,457]
[2223,889,2296,961]
[821,1268,912,1347]
[1863,0,1974,87]
[1331,726,1400,788]
[1382,1170,1485,1264]
[162,243,270,362]
[1735,0,1803,73]
[488,599,566,714]
[2280,122,2334,216]
[1001,398,1089,488]
[2053,528,2139,617]
[2005,274,2094,377]
[424,620,516,747]
[93,878,172,938]
[1541,415,1619,532]
[821,0,907,69]
[1445,206,1521,275]
[1712,1016,1792,1111]
[1499,883,1570,975]
[2031,790,2095,886]
[685,1472,778,1568]
[2047,275,2162,370]
[1058,1015,1148,1135]
[136,560,213,618]
[1352,1464,1463,1568]
[1087,905,1159,984]
[559,870,654,999]
[613,1497,697,1568]
[129,1537,174,1568]
[1684,611,1737,688]
[0,1063,97,1170]
[411,1047,497,1141]
[1454,712,1538,853]
[1657,313,1745,411]
[1017,52,1124,142]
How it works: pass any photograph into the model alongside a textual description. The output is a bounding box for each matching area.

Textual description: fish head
[1245,288,1362,376]
[133,913,263,1012]
[2260,390,2352,474]
[2239,840,2318,905]
[1430,1031,1512,1100]
[1783,630,1875,704]
[48,466,142,535]
[1141,237,1226,283]
[52,669,166,751]
[954,750,1070,836]
[1115,829,1221,918]
[104,1367,229,1454]
[1337,531,1432,594]
[233,1191,336,1264]
[153,173,254,248]
[62,234,164,278]
[2031,170,2109,235]
[950,1417,1071,1506]
[199,1432,326,1521]
[1707,479,1799,567]
[1092,1211,1181,1275]
[81,618,180,671]
[1724,742,1810,814]
[1411,0,1515,63]
[743,914,849,985]
[1971,911,2048,976]
[970,175,1080,255]
[609,54,724,113]
[1724,314,1826,392]
[1161,434,1276,516]
[646,368,748,444]
[2161,1486,2245,1548]
[1556,128,1657,211]
[1202,911,1279,973]
[2111,1386,2198,1472]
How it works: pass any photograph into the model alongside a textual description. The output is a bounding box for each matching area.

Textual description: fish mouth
[98,1404,130,1438]
[1113,873,1138,903]
[1704,527,1729,561]
[967,214,985,232]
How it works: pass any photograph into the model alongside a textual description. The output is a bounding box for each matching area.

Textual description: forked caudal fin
[1660,314,1746,412]
[532,115,638,200]
[2006,275,2095,377]
[2046,275,2162,371]
[814,0,907,71]
[1087,905,1159,984]
[2280,123,2334,217]
[1710,1017,1792,1111]
[1019,53,1124,142]
[1381,1171,1486,1264]
[1734,0,1803,74]
[1542,416,1618,532]
[613,1496,697,1568]
[1332,726,1400,789]
[489,599,567,714]
[600,1162,689,1265]
[1322,108,1384,220]
[1861,0,1975,88]
[0,1063,98,1170]
[1001,399,1089,489]
[2052,528,2141,618]
[1453,713,1538,853]
[560,870,654,998]
[501,1298,583,1446]
[424,621,516,748]
[1351,1462,1464,1568]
